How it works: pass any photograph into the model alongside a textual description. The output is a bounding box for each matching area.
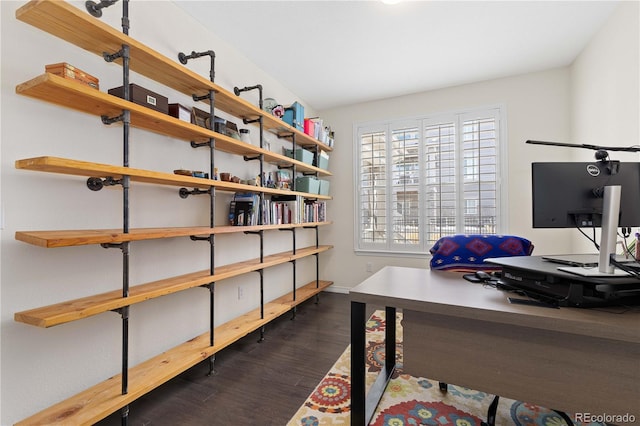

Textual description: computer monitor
[532,161,640,274]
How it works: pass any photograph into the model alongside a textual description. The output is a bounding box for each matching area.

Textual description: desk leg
[385,306,396,374]
[351,303,397,426]
[350,301,366,425]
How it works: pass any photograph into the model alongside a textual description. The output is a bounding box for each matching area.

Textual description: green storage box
[284,148,314,165]
[295,176,320,194]
[314,150,330,170]
[318,179,330,196]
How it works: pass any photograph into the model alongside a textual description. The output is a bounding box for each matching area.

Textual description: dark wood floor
[97,292,353,426]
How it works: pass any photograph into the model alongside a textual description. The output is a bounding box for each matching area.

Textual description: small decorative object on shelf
[275,170,291,190]
[240,128,251,144]
[45,62,99,89]
[271,104,285,118]
[263,171,276,188]
[173,169,209,178]
[191,106,209,128]
[262,97,277,114]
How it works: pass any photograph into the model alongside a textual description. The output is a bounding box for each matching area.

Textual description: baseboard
[323,285,350,294]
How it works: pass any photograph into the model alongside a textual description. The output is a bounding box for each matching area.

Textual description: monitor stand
[560,185,627,277]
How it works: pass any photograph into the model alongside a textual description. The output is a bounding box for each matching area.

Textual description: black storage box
[108,84,169,114]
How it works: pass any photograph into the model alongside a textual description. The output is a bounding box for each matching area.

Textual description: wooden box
[108,83,169,114]
[45,62,99,90]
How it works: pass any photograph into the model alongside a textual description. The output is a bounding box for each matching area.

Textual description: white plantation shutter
[359,129,387,245]
[355,106,504,254]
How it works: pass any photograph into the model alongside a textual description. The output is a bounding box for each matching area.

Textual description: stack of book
[229,193,327,226]
[269,195,301,224]
[229,192,260,226]
[303,200,327,223]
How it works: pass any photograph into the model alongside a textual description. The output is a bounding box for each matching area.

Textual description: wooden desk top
[350,266,640,343]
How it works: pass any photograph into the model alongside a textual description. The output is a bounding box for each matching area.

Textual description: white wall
[570,0,640,253]
[319,68,574,290]
[0,1,319,424]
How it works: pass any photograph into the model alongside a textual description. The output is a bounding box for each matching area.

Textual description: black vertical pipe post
[120,38,131,426]
[121,0,129,35]
[120,44,130,404]
[208,88,216,372]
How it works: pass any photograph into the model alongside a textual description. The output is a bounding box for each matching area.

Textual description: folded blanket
[429,234,534,272]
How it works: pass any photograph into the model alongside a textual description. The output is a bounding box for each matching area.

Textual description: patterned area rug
[288,311,605,426]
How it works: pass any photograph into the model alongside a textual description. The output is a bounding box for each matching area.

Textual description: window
[355,106,505,254]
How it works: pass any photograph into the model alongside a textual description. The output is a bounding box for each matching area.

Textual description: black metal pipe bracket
[278,131,295,141]
[178,50,216,82]
[190,235,214,242]
[103,48,126,63]
[100,242,128,252]
[191,140,212,149]
[86,0,129,35]
[242,117,261,125]
[233,84,263,109]
[85,0,118,17]
[179,188,211,199]
[87,176,124,191]
[192,92,212,102]
[101,113,125,125]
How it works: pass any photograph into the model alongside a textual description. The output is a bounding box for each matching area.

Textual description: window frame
[353,104,508,256]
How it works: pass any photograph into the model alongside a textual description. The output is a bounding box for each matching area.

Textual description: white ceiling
[172,1,619,111]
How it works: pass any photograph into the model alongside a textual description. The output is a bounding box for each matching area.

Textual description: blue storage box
[283,101,304,131]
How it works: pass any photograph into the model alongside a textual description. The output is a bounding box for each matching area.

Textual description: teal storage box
[295,176,320,194]
[314,150,330,170]
[284,147,314,165]
[283,102,304,131]
[318,179,330,196]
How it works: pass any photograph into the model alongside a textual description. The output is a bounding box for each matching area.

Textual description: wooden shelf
[14,3,335,425]
[15,245,332,328]
[15,222,332,248]
[16,0,332,152]
[16,75,331,177]
[14,279,333,426]
[15,156,332,195]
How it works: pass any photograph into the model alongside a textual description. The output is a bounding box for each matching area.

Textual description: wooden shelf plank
[14,280,333,426]
[15,156,332,193]
[15,222,332,248]
[15,75,331,177]
[15,246,333,328]
[16,0,332,152]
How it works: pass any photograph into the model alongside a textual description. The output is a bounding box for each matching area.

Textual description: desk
[350,266,640,425]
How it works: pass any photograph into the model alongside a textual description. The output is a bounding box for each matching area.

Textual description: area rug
[287,310,605,426]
